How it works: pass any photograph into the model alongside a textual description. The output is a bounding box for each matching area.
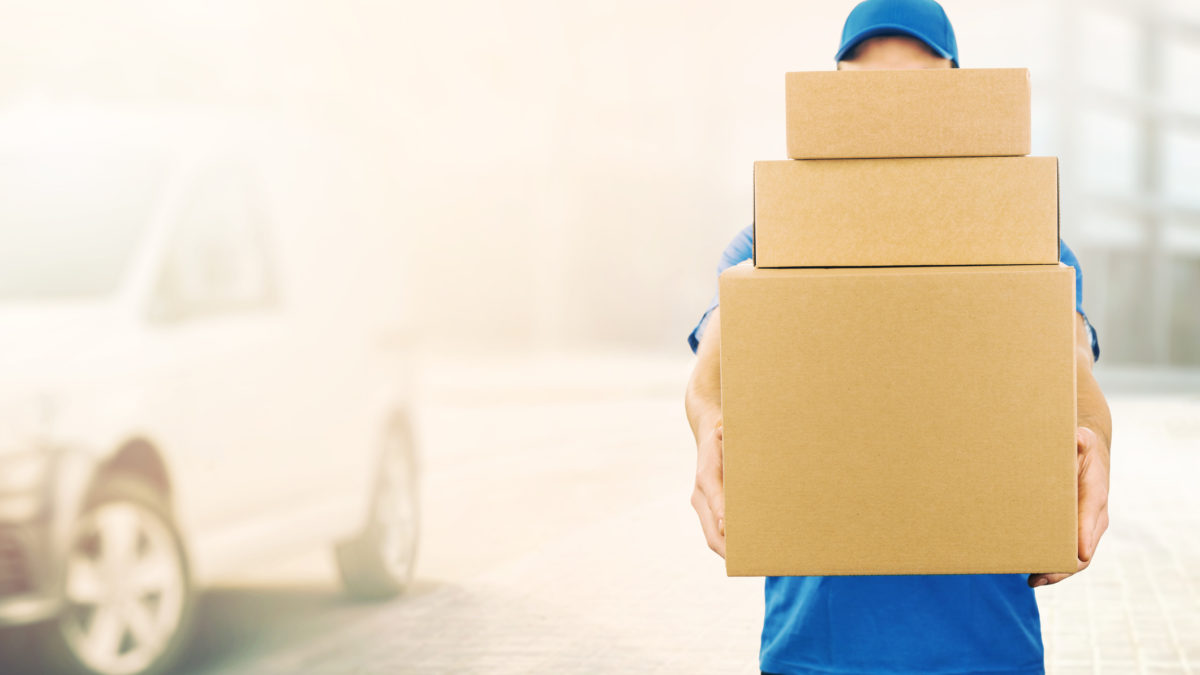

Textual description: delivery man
[682,1,1114,673]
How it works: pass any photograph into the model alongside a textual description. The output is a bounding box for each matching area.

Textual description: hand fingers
[694,457,726,535]
[1079,493,1108,562]
[1028,572,1072,587]
[1076,429,1110,562]
[1028,556,1089,587]
[693,424,725,556]
[1029,429,1110,588]
[691,487,726,558]
[1096,507,1109,551]
[697,427,725,535]
[707,480,726,537]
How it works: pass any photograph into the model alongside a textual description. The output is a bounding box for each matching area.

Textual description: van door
[140,162,306,569]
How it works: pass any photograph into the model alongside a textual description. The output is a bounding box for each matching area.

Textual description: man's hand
[691,420,726,558]
[685,307,727,559]
[1028,426,1111,587]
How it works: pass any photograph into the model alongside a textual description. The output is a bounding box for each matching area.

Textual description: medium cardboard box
[719,263,1078,576]
[753,156,1059,268]
[786,69,1031,159]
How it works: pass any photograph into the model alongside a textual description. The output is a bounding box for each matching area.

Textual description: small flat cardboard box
[719,263,1078,576]
[786,68,1031,159]
[754,156,1059,268]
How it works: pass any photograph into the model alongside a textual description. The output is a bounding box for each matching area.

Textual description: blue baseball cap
[835,0,959,67]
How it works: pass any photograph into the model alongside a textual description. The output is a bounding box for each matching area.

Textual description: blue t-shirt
[688,225,1100,675]
[690,225,1099,360]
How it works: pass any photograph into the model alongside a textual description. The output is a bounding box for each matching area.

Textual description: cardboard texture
[786,69,1031,159]
[719,263,1078,576]
[753,156,1060,268]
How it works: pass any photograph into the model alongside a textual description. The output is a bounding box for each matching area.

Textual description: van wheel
[39,473,195,675]
[334,423,419,600]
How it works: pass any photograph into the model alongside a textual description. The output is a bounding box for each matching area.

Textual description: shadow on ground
[178,580,442,674]
[0,581,441,675]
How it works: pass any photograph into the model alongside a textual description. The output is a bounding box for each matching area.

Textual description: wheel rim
[60,501,186,675]
[375,434,417,580]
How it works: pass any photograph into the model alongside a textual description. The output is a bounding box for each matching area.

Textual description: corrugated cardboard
[753,156,1059,268]
[786,69,1031,159]
[719,263,1078,576]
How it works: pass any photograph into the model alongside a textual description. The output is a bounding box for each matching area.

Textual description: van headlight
[0,451,52,520]
[0,396,54,519]
[0,395,55,487]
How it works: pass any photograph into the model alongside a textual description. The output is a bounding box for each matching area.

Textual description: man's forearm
[686,308,723,439]
[689,311,1110,445]
[1075,314,1112,449]
[1078,367,1111,449]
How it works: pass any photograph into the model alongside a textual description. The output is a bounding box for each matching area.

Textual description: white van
[0,104,419,675]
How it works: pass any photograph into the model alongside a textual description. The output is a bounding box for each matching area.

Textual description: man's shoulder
[718,225,754,273]
[1059,239,1080,268]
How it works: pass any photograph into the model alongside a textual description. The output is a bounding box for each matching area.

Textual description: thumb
[1077,426,1103,455]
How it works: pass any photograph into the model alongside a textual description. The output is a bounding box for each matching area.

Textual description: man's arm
[1029,311,1113,587]
[685,307,726,558]
[686,305,1113,573]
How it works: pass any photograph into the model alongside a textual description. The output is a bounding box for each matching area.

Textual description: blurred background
[0,0,1196,674]
[1,0,1194,358]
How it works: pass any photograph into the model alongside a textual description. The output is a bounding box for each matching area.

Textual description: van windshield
[0,148,166,300]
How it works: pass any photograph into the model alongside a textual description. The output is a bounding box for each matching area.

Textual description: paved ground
[5,356,1198,674]
[179,355,766,674]
[1038,393,1200,675]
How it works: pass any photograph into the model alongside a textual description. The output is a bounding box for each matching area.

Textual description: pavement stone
[186,386,1198,675]
[0,361,1172,675]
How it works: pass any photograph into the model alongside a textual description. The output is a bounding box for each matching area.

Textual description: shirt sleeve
[687,225,754,354]
[1059,239,1101,362]
[687,230,1101,362]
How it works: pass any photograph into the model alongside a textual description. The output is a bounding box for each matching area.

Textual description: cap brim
[835,24,958,67]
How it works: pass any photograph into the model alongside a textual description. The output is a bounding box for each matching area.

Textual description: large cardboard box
[786,69,1031,159]
[719,263,1078,576]
[753,156,1059,268]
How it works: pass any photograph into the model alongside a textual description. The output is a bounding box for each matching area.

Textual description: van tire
[37,472,195,675]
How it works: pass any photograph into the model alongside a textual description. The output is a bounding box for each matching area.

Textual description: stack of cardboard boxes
[720,68,1079,577]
